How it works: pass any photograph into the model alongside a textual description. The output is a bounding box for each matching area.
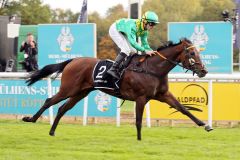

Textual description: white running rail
[1,72,240,128]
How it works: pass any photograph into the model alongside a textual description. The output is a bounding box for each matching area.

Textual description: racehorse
[22,38,212,140]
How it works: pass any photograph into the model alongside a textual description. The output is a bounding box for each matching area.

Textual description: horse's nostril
[201,69,208,74]
[199,69,207,77]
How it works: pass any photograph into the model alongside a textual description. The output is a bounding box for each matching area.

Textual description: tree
[142,0,235,48]
[88,4,127,58]
[0,0,19,15]
[98,36,117,60]
[88,11,105,45]
[0,0,52,24]
[142,0,203,48]
[51,8,78,23]
[195,0,235,21]
[0,0,8,8]
[1,0,236,61]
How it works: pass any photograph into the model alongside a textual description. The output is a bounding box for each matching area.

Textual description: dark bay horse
[22,38,212,140]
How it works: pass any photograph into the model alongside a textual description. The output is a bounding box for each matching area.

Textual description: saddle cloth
[92,54,145,90]
[93,59,121,90]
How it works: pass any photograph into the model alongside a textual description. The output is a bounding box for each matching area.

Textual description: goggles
[147,22,157,26]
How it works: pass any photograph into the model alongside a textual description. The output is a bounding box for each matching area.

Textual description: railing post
[47,78,54,125]
[83,96,88,126]
[146,102,151,128]
[208,80,213,128]
[116,98,121,127]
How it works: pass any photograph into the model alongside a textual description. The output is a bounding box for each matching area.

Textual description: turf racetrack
[0,120,239,160]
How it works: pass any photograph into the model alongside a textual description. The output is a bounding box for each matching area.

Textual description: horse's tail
[26,59,73,86]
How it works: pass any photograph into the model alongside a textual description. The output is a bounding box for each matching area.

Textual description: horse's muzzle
[197,69,208,78]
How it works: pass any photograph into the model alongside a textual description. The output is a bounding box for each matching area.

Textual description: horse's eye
[190,52,195,56]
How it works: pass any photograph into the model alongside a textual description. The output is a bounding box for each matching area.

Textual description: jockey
[107,11,159,79]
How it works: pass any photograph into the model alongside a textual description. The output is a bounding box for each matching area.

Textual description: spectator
[19,33,38,72]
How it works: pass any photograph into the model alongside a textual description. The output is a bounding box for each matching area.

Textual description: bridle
[154,45,202,73]
[127,44,204,78]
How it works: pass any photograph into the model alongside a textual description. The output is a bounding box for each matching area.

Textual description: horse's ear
[180,37,188,42]
[180,38,185,43]
[168,41,173,46]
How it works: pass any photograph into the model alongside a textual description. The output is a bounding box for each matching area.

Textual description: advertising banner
[38,23,96,67]
[0,79,117,117]
[37,23,117,117]
[0,79,58,115]
[148,82,240,121]
[168,22,233,73]
[1,23,118,117]
[87,91,117,117]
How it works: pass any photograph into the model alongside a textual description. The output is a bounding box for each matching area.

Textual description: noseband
[183,46,202,73]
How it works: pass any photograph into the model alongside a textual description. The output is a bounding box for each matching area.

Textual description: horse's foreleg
[22,92,67,123]
[135,96,147,141]
[49,90,90,136]
[157,91,208,127]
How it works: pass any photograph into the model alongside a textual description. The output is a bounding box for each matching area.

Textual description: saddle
[92,54,145,91]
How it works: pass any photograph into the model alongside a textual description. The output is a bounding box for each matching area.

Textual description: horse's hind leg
[22,91,67,123]
[49,90,90,136]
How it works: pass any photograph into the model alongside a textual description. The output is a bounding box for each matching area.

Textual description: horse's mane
[157,38,192,51]
[157,41,179,51]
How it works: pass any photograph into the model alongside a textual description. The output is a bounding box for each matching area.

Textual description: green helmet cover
[142,11,159,23]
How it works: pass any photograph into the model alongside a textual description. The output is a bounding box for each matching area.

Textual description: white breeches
[109,23,137,56]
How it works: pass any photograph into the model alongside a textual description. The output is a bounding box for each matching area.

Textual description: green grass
[0,119,240,160]
[120,100,134,112]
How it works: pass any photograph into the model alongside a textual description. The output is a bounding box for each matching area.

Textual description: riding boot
[107,52,127,79]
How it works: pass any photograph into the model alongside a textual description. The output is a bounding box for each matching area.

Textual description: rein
[127,45,198,78]
[154,51,185,69]
[126,51,184,79]
[154,45,199,72]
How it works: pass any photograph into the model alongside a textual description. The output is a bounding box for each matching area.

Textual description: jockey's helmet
[142,11,159,24]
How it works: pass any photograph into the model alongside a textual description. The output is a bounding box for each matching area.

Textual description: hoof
[49,132,55,136]
[205,125,214,132]
[22,116,33,122]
